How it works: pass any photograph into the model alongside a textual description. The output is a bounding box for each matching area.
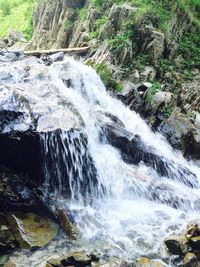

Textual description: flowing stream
[6,57,200,266]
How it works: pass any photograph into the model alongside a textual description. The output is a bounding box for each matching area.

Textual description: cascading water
[37,57,200,260]
[4,56,200,266]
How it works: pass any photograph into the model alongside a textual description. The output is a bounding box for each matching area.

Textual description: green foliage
[177,0,200,26]
[89,15,108,39]
[182,70,193,80]
[163,105,173,118]
[109,33,131,53]
[0,0,37,40]
[179,29,200,70]
[77,7,88,21]
[0,2,11,16]
[134,54,150,71]
[145,81,162,103]
[95,63,123,92]
[108,18,135,55]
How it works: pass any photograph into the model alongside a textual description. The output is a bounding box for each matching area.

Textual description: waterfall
[37,57,200,259]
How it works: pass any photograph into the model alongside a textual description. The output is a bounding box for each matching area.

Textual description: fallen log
[24,46,90,56]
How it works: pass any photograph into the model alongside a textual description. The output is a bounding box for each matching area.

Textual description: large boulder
[100,119,198,188]
[6,212,59,249]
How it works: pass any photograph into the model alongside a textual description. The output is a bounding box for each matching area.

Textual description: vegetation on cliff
[0,0,37,39]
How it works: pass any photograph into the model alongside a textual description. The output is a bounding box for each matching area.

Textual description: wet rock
[104,124,198,187]
[7,212,59,249]
[57,209,77,239]
[49,52,64,62]
[0,53,18,62]
[185,221,200,239]
[117,82,150,115]
[185,129,200,160]
[183,252,198,267]
[40,55,53,66]
[0,110,32,133]
[164,236,190,255]
[0,171,54,218]
[134,257,167,267]
[97,258,126,267]
[47,251,93,267]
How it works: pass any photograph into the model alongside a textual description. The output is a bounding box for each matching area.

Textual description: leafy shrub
[95,63,123,92]
[179,29,200,70]
[89,15,108,39]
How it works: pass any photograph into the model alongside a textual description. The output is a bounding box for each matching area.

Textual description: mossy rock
[185,221,200,239]
[133,257,166,267]
[7,212,59,249]
[183,252,198,267]
[57,209,77,240]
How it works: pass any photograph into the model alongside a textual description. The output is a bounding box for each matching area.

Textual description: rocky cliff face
[31,0,86,49]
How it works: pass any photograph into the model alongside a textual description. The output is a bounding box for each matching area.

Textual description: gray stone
[136,24,165,63]
[151,91,172,110]
[0,52,18,62]
[50,52,64,62]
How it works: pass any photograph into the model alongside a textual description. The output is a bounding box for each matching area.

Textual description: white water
[43,58,200,261]
[2,56,200,266]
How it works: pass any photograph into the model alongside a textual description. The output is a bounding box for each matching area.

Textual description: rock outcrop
[30,0,86,50]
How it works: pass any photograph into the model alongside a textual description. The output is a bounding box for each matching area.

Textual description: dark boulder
[0,171,55,219]
[102,123,198,188]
